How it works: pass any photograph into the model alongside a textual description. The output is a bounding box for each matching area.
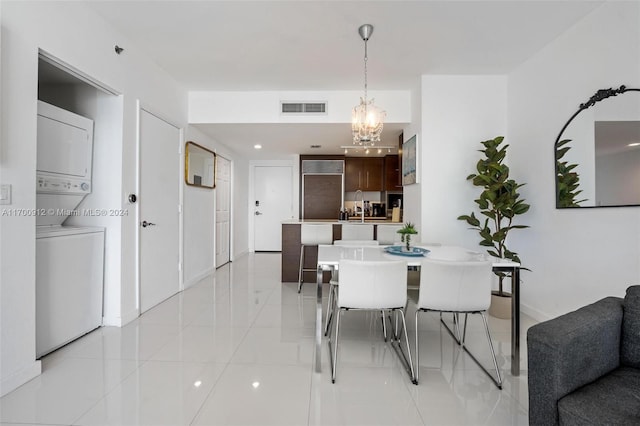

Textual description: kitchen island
[281,220,400,282]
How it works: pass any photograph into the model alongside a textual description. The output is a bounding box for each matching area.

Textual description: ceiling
[83,0,603,158]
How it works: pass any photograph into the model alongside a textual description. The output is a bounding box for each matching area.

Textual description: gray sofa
[527,285,640,425]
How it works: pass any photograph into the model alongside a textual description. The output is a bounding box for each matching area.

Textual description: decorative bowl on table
[384,245,430,257]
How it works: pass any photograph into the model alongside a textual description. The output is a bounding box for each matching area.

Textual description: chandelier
[352,24,385,146]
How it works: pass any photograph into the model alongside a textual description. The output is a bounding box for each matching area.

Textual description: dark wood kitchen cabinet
[345,157,384,191]
[384,155,402,190]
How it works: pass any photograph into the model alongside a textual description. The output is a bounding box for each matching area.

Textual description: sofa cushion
[527,297,624,426]
[558,366,640,425]
[622,285,640,368]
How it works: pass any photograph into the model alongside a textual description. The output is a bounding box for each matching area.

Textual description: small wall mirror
[185,141,216,188]
[555,86,640,208]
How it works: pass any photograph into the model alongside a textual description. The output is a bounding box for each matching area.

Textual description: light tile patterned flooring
[1,253,533,425]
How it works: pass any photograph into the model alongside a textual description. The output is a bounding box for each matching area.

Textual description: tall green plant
[555,139,586,207]
[458,136,530,296]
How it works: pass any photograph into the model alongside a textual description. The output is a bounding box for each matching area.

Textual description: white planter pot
[488,291,512,319]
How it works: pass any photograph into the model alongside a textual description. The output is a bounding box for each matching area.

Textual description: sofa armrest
[527,296,623,426]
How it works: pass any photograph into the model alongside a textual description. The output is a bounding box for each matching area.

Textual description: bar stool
[298,224,333,293]
[376,224,403,245]
[341,223,374,240]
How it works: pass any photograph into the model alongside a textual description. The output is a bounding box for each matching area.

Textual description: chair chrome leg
[332,309,342,383]
[435,310,503,389]
[453,313,462,345]
[297,244,305,293]
[462,313,469,346]
[481,312,503,388]
[414,309,420,383]
[324,284,334,336]
[381,310,388,342]
[398,309,417,384]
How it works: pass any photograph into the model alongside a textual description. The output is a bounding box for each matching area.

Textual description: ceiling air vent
[281,101,327,115]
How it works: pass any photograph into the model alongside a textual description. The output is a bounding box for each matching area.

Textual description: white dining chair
[329,259,416,384]
[414,258,502,388]
[298,224,333,293]
[324,240,380,336]
[376,224,403,245]
[341,223,374,241]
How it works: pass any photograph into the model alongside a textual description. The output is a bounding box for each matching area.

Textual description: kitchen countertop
[282,219,400,224]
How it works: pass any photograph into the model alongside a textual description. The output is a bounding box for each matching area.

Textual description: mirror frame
[554,85,640,208]
[185,141,216,189]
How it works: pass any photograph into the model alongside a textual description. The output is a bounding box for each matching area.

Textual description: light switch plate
[0,184,12,205]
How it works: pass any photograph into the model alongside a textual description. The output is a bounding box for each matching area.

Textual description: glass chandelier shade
[352,24,385,146]
[352,98,385,144]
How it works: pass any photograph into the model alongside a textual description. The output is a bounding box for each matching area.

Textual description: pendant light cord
[363,38,368,104]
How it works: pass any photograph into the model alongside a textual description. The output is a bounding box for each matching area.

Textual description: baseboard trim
[103,307,139,327]
[520,303,552,323]
[1,360,42,397]
[183,267,215,289]
[232,249,249,261]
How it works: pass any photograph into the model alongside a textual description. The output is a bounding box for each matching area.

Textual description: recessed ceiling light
[628,142,640,147]
[254,144,262,149]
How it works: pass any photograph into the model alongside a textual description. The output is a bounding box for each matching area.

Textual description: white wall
[508,1,640,320]
[182,126,250,287]
[183,127,217,288]
[0,1,191,395]
[419,75,508,249]
[233,156,250,258]
[400,79,423,232]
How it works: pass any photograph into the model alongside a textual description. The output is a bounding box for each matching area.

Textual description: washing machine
[36,225,105,358]
[35,101,105,358]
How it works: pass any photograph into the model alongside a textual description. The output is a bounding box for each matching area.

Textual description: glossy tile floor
[1,253,534,425]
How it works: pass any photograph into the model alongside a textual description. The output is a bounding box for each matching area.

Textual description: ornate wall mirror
[555,85,640,208]
[185,141,216,188]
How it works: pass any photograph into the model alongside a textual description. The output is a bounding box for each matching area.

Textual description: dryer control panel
[37,174,91,195]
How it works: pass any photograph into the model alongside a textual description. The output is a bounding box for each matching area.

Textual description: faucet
[354,189,365,223]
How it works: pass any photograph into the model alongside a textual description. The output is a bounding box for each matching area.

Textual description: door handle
[141,220,156,227]
[255,211,263,216]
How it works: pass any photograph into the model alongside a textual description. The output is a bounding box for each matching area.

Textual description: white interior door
[215,155,231,267]
[254,165,293,251]
[139,109,180,313]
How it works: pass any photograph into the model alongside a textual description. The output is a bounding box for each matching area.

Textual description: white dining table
[314,244,522,376]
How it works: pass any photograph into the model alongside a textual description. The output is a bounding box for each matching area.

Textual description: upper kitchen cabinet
[345,157,384,191]
[384,155,402,191]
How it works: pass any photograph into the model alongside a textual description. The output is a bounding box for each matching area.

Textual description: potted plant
[458,136,530,318]
[397,222,418,251]
[555,139,586,207]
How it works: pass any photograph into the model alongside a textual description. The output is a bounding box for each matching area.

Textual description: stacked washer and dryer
[35,101,105,358]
